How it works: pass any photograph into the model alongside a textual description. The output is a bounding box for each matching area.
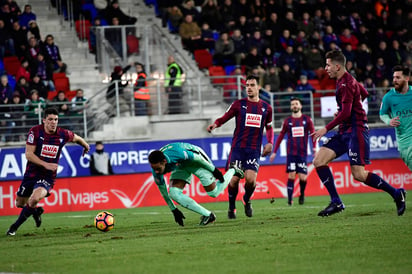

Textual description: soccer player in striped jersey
[207,75,274,219]
[379,65,412,172]
[6,108,90,236]
[269,97,316,205]
[311,50,406,217]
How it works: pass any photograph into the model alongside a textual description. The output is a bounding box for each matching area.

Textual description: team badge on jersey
[27,132,34,144]
[40,144,59,158]
[245,113,262,128]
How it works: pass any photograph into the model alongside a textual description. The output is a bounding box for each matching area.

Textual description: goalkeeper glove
[172,208,185,226]
[212,168,224,183]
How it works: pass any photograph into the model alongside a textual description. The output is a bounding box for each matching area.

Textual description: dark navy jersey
[214,98,273,151]
[326,72,368,134]
[274,114,315,157]
[24,124,74,181]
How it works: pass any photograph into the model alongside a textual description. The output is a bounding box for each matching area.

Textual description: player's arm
[262,114,274,157]
[25,144,58,172]
[379,95,400,127]
[270,120,287,162]
[72,134,90,156]
[207,102,237,132]
[153,172,177,211]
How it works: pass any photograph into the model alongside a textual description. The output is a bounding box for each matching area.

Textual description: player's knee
[207,187,219,198]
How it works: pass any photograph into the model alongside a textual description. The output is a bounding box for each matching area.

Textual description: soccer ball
[94,211,115,232]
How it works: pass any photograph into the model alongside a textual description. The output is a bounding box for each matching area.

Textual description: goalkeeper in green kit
[380,65,412,172]
[149,142,244,226]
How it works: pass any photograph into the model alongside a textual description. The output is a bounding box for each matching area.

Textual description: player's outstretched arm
[73,134,90,156]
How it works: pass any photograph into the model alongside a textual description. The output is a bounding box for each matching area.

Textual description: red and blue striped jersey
[214,98,273,150]
[274,114,315,157]
[326,72,368,134]
[24,124,74,180]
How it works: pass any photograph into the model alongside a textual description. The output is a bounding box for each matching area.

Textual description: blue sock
[228,185,238,211]
[13,206,35,229]
[316,166,341,204]
[299,180,307,196]
[243,183,255,204]
[287,179,294,203]
[364,172,397,198]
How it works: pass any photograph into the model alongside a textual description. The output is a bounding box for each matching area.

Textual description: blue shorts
[227,148,260,172]
[323,130,370,166]
[17,177,55,198]
[286,155,307,174]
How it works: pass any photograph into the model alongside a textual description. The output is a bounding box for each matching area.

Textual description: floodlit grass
[1,192,411,274]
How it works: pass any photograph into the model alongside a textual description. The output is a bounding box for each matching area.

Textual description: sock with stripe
[316,166,341,204]
[364,172,397,198]
[287,179,294,203]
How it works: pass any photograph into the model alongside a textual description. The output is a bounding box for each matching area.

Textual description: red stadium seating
[54,77,70,92]
[127,35,139,55]
[208,66,226,85]
[65,90,78,100]
[3,56,20,76]
[194,49,213,69]
[75,19,91,41]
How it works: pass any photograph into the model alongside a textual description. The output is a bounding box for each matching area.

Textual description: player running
[311,50,406,217]
[379,65,412,172]
[269,97,316,205]
[6,108,89,236]
[207,75,273,219]
[149,142,244,226]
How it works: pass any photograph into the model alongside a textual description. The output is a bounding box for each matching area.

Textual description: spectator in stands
[200,0,221,31]
[223,65,245,104]
[51,90,70,126]
[29,74,48,100]
[219,0,236,32]
[0,74,13,102]
[297,11,315,38]
[90,141,114,175]
[262,65,280,92]
[296,75,315,93]
[107,64,131,101]
[15,59,30,82]
[0,19,15,58]
[346,60,357,79]
[213,32,235,67]
[71,88,88,117]
[24,89,46,119]
[165,5,183,33]
[355,43,372,78]
[105,17,123,57]
[200,22,215,52]
[355,24,372,46]
[363,76,381,122]
[178,14,202,53]
[303,45,324,80]
[235,15,252,38]
[278,29,295,52]
[43,34,67,73]
[25,37,41,66]
[27,20,41,41]
[279,64,296,91]
[339,28,359,51]
[262,28,277,52]
[14,76,30,100]
[233,0,252,20]
[0,2,19,31]
[261,47,276,70]
[282,10,298,36]
[247,29,265,55]
[373,40,391,66]
[342,43,355,63]
[389,39,407,67]
[11,21,28,58]
[249,16,265,32]
[89,17,101,55]
[103,0,137,26]
[295,30,309,49]
[165,55,184,114]
[265,12,282,40]
[231,28,247,65]
[374,57,390,85]
[7,91,25,141]
[133,62,150,116]
[322,25,339,52]
[32,52,55,93]
[243,46,262,74]
[18,4,36,29]
[278,45,298,76]
[180,0,200,22]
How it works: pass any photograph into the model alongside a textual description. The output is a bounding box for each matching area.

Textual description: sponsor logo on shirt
[245,113,262,128]
[40,144,59,158]
[292,126,304,137]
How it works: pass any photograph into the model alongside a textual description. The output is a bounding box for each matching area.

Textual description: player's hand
[311,128,327,143]
[82,144,90,156]
[207,123,217,133]
[44,162,58,172]
[212,168,224,183]
[262,143,273,157]
[390,116,400,127]
[172,208,185,226]
[269,152,276,162]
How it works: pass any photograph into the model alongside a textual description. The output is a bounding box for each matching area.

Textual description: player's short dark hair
[290,97,302,104]
[246,74,259,83]
[44,107,59,117]
[148,150,166,164]
[392,65,410,77]
[325,50,346,66]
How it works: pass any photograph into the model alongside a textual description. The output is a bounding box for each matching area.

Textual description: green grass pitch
[1,192,411,274]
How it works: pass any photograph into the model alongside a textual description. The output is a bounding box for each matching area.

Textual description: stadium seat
[3,56,20,76]
[75,19,91,41]
[208,66,226,85]
[194,49,213,70]
[53,72,67,81]
[54,77,70,92]
[65,90,77,100]
[127,35,139,55]
[47,90,58,101]
[307,79,321,91]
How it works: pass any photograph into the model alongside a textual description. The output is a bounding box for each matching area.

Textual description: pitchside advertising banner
[0,128,410,215]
